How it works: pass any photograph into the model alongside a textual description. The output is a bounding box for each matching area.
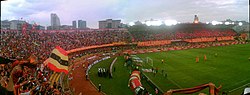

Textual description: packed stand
[129,27,237,42]
[1,29,131,63]
[0,61,65,95]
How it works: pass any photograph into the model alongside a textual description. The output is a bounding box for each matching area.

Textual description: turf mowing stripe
[167,77,183,89]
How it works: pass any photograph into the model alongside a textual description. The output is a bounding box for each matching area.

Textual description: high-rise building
[99,19,121,29]
[78,20,86,29]
[51,13,61,30]
[72,21,77,28]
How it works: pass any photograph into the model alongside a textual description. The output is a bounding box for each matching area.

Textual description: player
[161,59,164,64]
[196,56,199,63]
[204,55,207,61]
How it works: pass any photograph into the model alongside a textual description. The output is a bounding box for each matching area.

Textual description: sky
[1,0,249,28]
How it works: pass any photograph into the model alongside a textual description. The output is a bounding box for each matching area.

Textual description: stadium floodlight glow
[212,21,218,25]
[232,22,235,24]
[218,22,223,24]
[238,22,243,26]
[146,21,151,26]
[206,22,209,24]
[225,22,230,25]
[129,22,135,26]
[164,20,177,26]
[151,20,162,26]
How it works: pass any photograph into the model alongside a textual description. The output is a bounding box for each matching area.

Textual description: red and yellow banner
[44,46,69,74]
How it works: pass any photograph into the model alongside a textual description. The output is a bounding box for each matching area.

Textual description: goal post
[146,57,153,67]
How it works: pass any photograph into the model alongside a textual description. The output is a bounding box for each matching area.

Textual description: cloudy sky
[1,0,249,28]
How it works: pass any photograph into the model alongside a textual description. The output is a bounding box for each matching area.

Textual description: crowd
[1,29,130,95]
[0,27,240,95]
[0,61,65,95]
[130,28,236,42]
[1,29,131,63]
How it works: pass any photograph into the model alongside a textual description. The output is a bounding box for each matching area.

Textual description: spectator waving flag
[22,22,27,36]
[44,46,69,74]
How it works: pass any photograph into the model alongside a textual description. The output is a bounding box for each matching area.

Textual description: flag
[32,23,37,32]
[44,46,69,74]
[22,23,27,36]
[49,72,61,85]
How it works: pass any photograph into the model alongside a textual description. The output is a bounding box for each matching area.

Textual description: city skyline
[1,0,249,28]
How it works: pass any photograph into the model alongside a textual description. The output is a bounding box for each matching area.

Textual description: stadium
[1,17,250,95]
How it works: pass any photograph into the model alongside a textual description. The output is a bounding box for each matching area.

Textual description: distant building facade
[51,13,61,30]
[99,19,121,29]
[35,25,45,30]
[1,20,26,30]
[72,21,77,28]
[1,20,11,29]
[1,20,45,31]
[78,20,86,29]
[60,25,74,30]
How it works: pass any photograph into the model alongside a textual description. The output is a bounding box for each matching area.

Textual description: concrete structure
[1,20,11,29]
[35,25,45,30]
[1,20,45,31]
[99,19,121,29]
[1,20,26,30]
[47,26,52,30]
[78,20,86,29]
[51,13,61,30]
[9,20,26,30]
[72,21,77,28]
[60,25,74,30]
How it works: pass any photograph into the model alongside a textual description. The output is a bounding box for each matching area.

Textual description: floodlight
[238,22,243,26]
[146,21,151,26]
[152,20,162,26]
[211,21,218,25]
[164,20,177,26]
[129,22,135,26]
[225,22,230,25]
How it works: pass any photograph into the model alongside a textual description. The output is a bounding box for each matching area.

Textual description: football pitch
[89,44,250,95]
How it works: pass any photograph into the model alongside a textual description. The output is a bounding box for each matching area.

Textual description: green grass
[89,57,134,95]
[137,44,250,94]
[89,44,250,95]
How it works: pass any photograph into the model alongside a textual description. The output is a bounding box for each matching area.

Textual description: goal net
[146,57,153,67]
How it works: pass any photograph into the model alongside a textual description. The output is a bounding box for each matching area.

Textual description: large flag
[44,46,69,74]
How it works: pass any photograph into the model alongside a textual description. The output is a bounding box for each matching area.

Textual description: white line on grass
[228,82,250,93]
[228,78,250,93]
